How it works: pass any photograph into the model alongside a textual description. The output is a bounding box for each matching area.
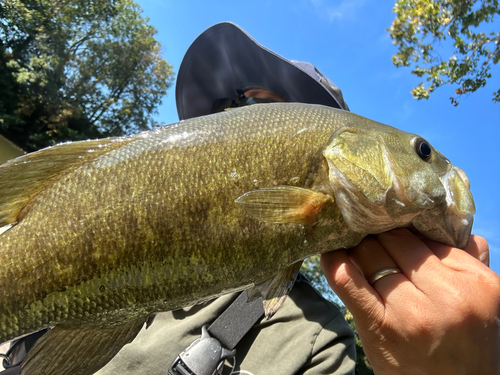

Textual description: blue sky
[136,0,500,274]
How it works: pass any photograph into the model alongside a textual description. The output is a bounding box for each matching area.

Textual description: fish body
[0,103,474,374]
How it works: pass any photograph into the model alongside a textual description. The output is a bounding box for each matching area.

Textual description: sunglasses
[211,90,276,114]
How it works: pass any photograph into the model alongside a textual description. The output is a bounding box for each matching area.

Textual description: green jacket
[97,279,356,374]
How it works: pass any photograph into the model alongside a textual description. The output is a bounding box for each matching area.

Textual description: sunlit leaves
[300,255,341,305]
[389,0,499,105]
[0,0,174,151]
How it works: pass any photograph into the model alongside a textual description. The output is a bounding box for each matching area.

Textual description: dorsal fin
[0,136,136,226]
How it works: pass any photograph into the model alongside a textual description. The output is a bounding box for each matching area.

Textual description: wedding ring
[368,268,402,285]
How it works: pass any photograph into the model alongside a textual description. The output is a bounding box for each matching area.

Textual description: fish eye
[415,138,432,161]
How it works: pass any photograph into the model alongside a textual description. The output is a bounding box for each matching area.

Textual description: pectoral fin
[235,186,332,225]
[248,261,303,319]
[21,315,150,375]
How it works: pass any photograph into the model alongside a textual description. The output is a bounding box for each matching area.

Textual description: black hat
[176,22,349,120]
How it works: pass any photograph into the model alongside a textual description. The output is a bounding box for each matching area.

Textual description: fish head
[323,125,475,249]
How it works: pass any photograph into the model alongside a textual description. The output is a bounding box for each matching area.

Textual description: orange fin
[235,186,332,225]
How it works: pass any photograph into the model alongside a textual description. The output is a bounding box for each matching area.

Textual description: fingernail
[479,251,490,266]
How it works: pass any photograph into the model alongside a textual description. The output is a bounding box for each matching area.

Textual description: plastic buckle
[1,352,20,375]
[0,329,48,375]
[167,325,236,375]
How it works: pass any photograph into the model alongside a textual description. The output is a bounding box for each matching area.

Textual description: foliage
[389,0,499,105]
[301,256,373,374]
[0,0,174,152]
[301,255,343,307]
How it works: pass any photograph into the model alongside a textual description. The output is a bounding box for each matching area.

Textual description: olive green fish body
[0,104,345,340]
[0,103,475,374]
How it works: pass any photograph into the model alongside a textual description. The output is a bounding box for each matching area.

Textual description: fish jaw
[323,151,436,238]
[412,165,475,249]
[323,127,475,249]
[322,127,432,235]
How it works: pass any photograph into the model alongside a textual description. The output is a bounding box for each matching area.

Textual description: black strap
[168,290,264,375]
[0,367,20,375]
[207,290,264,350]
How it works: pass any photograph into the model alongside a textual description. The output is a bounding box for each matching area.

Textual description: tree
[389,0,499,105]
[301,255,342,306]
[0,0,174,152]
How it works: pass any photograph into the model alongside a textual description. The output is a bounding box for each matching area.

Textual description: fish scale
[0,103,474,375]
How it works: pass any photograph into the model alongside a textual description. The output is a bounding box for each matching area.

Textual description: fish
[0,103,475,374]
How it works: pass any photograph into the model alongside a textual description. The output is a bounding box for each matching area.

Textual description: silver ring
[368,268,402,285]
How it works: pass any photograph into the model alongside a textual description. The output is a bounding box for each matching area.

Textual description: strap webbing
[207,291,264,350]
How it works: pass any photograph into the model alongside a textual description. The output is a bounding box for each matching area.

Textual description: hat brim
[176,22,343,120]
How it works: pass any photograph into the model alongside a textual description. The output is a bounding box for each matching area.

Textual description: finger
[320,249,384,323]
[349,236,399,280]
[348,236,410,300]
[466,235,489,266]
[375,228,443,285]
[423,234,490,269]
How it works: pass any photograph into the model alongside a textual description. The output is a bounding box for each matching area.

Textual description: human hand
[320,228,500,375]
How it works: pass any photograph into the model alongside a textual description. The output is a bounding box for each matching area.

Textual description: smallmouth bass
[0,103,475,374]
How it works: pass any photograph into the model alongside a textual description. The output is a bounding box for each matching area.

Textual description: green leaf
[389,0,500,105]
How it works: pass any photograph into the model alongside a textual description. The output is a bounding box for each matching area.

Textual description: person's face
[243,88,288,102]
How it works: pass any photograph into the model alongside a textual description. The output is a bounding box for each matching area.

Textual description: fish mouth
[399,165,475,249]
[326,158,475,249]
[440,166,475,246]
